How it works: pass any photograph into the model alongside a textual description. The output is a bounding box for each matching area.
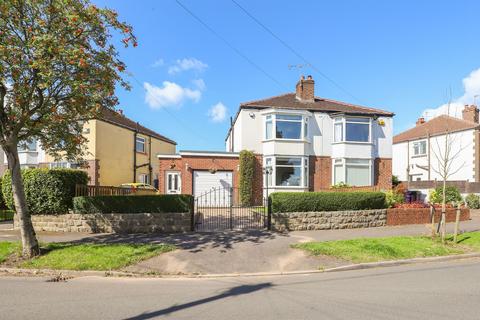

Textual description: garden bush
[270,191,387,213]
[465,194,480,209]
[0,176,5,209]
[73,194,193,214]
[239,150,255,206]
[2,168,88,214]
[385,189,405,208]
[429,186,462,205]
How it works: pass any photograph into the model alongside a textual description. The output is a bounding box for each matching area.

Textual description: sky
[93,0,480,151]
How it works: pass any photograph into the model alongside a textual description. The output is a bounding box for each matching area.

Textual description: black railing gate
[194,187,269,232]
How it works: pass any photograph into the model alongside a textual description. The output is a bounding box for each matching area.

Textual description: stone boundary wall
[272,210,387,231]
[386,208,470,226]
[14,212,191,233]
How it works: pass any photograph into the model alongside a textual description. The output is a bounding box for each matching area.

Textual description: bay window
[333,158,372,186]
[264,156,308,188]
[264,113,309,140]
[333,117,371,143]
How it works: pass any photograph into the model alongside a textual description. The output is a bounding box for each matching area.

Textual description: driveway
[1,215,480,275]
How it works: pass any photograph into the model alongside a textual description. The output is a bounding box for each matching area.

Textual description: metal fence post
[229,187,233,230]
[267,196,272,231]
[190,196,195,232]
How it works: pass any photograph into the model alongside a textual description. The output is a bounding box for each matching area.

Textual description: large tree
[0,0,136,257]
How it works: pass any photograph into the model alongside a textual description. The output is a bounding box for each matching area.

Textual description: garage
[193,170,233,206]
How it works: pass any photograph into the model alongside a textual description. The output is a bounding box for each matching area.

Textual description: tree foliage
[239,150,255,206]
[0,0,137,159]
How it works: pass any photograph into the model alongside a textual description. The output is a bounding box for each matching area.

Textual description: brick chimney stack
[295,75,315,102]
[416,117,425,126]
[462,105,479,123]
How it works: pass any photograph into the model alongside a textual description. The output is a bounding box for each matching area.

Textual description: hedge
[2,168,88,214]
[239,150,255,206]
[270,191,387,213]
[73,194,193,214]
[0,176,4,209]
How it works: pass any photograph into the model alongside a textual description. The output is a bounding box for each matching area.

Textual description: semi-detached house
[158,76,394,203]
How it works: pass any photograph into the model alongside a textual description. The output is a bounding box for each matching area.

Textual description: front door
[166,172,181,194]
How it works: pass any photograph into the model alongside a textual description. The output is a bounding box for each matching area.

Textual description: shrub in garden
[270,191,387,213]
[239,150,255,206]
[0,176,5,209]
[465,194,480,209]
[2,169,88,214]
[73,194,193,214]
[385,189,405,208]
[429,186,462,205]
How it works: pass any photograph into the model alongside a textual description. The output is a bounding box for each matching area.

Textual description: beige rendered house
[2,108,176,187]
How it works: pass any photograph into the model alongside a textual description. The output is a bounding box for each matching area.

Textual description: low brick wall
[386,208,470,226]
[14,212,192,233]
[272,209,387,232]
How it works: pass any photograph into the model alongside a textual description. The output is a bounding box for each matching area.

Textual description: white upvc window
[139,173,149,184]
[49,162,79,169]
[18,139,37,152]
[264,113,308,141]
[413,140,427,156]
[333,116,372,143]
[263,156,308,188]
[333,158,372,186]
[136,136,146,153]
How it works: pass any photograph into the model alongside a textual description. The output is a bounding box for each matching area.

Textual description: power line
[175,0,287,90]
[230,0,363,104]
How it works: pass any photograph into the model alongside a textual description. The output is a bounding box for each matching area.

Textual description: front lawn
[293,234,477,263]
[0,242,175,271]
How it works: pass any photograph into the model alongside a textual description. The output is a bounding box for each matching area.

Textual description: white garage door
[194,171,233,206]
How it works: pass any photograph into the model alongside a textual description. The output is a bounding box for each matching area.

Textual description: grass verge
[292,233,480,263]
[0,242,175,271]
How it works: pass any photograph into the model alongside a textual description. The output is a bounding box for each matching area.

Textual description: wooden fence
[75,185,157,197]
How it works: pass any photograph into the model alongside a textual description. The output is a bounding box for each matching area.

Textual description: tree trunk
[4,144,40,258]
[430,205,436,238]
[453,203,461,243]
[441,180,447,244]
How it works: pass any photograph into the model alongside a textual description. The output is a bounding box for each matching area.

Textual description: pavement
[2,214,480,275]
[0,258,479,319]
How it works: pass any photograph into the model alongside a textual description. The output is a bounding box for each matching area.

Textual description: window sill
[331,141,372,145]
[263,138,310,143]
[265,185,309,189]
[136,151,148,155]
[411,154,427,159]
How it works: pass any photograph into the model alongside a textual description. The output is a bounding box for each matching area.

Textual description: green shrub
[270,191,387,213]
[0,176,4,209]
[330,182,351,189]
[392,175,401,188]
[239,150,255,206]
[429,186,462,205]
[385,189,404,208]
[2,168,88,214]
[73,194,193,214]
[465,194,480,209]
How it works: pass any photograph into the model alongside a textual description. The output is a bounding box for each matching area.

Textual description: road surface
[1,258,479,319]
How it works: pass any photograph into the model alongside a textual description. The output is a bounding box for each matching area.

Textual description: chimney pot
[307,75,313,80]
[416,117,425,126]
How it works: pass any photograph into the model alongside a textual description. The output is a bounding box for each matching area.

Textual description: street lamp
[263,166,272,200]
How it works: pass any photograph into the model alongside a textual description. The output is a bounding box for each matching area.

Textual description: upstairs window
[136,136,146,153]
[333,117,371,143]
[264,114,308,141]
[18,139,37,152]
[413,141,427,156]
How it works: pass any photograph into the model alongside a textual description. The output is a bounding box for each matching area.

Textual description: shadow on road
[122,282,273,320]
[68,230,287,253]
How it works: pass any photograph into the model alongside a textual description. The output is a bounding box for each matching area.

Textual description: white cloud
[151,58,164,68]
[144,81,202,109]
[208,102,227,123]
[422,68,480,120]
[168,58,208,75]
[192,78,206,91]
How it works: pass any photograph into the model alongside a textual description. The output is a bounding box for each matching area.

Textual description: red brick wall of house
[387,208,470,226]
[158,154,264,205]
[374,158,392,190]
[309,156,332,191]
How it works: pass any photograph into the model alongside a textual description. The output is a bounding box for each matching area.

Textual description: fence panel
[75,185,157,197]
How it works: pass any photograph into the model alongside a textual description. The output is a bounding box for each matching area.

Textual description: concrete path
[1,214,480,275]
[1,258,480,320]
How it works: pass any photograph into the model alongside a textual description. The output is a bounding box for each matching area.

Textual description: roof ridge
[319,97,393,115]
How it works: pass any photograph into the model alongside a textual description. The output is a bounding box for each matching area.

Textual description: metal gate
[194,187,270,231]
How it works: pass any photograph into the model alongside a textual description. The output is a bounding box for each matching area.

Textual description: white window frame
[332,158,373,186]
[166,171,181,194]
[263,156,309,188]
[412,140,427,156]
[139,173,149,184]
[136,136,146,153]
[48,162,79,169]
[264,113,309,141]
[333,116,372,143]
[18,139,37,152]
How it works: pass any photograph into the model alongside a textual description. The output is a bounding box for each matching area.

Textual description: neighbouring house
[158,76,394,202]
[392,104,480,198]
[1,108,176,186]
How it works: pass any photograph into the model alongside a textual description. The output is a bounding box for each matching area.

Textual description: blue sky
[94,0,480,151]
